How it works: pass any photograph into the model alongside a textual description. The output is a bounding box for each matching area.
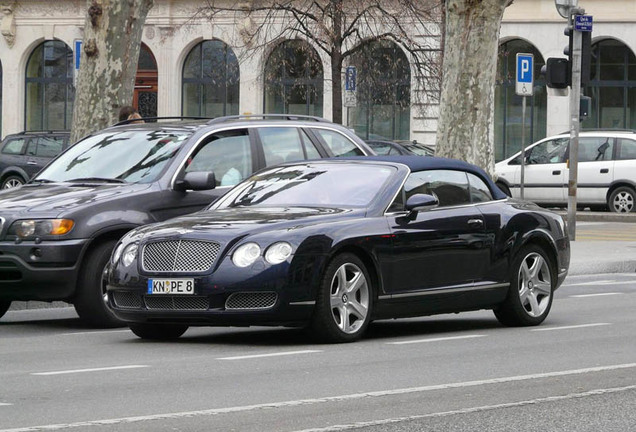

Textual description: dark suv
[0,131,71,189]
[0,115,374,326]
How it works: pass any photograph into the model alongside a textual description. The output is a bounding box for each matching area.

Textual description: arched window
[182,40,240,118]
[348,40,411,140]
[135,43,158,119]
[25,40,74,131]
[583,39,636,129]
[263,40,323,116]
[495,39,547,161]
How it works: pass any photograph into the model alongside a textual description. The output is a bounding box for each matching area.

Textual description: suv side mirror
[405,193,439,212]
[174,171,216,192]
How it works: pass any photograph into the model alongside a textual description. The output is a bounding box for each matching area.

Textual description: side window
[313,129,364,157]
[579,137,613,162]
[186,129,251,187]
[258,127,320,165]
[369,143,391,155]
[467,173,494,203]
[35,136,65,158]
[617,139,636,160]
[1,138,27,155]
[527,138,568,165]
[403,170,470,207]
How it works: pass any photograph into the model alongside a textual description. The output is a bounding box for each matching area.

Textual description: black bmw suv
[0,115,373,326]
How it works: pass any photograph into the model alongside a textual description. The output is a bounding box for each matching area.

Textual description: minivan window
[37,130,191,183]
[578,137,613,162]
[617,139,636,160]
[526,138,568,165]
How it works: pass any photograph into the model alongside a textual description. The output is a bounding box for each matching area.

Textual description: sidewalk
[569,240,636,275]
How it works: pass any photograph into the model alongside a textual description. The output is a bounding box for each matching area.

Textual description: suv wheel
[608,186,635,213]
[73,240,124,328]
[2,175,25,189]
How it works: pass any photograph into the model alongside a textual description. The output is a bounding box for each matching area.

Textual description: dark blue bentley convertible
[106,156,570,342]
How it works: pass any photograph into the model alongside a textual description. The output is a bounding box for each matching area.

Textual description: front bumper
[0,239,89,301]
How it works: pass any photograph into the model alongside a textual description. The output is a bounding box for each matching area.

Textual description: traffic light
[542,58,570,89]
[564,23,592,86]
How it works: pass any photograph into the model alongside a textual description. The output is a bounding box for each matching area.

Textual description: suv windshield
[214,163,395,209]
[36,130,191,183]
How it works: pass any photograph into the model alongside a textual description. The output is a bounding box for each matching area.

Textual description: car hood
[0,182,152,217]
[127,206,362,242]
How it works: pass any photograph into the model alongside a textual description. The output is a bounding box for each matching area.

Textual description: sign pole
[516,53,534,200]
[520,96,527,200]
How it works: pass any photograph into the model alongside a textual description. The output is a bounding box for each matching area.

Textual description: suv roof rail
[206,114,330,125]
[16,130,70,135]
[558,128,636,135]
[114,116,212,126]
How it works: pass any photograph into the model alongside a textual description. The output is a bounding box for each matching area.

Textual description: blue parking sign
[516,53,534,96]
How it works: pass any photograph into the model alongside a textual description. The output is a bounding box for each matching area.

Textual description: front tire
[608,186,635,213]
[129,323,189,340]
[2,175,25,189]
[310,253,373,343]
[0,301,11,319]
[494,245,554,327]
[73,240,123,328]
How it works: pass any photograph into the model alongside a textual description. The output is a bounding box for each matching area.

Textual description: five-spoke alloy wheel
[608,186,635,213]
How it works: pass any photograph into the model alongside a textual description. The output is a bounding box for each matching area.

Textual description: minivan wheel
[73,240,124,328]
[1,175,25,189]
[0,301,11,319]
[494,245,554,327]
[608,186,635,213]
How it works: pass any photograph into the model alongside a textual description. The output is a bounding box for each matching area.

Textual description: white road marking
[4,363,636,431]
[0,403,12,407]
[217,350,322,360]
[570,292,623,298]
[291,384,636,432]
[387,334,486,345]
[563,280,617,286]
[531,323,611,332]
[31,365,149,376]
[59,330,131,336]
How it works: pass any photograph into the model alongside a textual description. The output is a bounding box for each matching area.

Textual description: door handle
[468,219,484,228]
[600,168,609,173]
[552,170,561,175]
[26,161,38,166]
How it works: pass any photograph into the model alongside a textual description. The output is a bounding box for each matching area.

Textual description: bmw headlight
[9,219,74,239]
[264,242,292,264]
[232,242,261,267]
[121,243,139,267]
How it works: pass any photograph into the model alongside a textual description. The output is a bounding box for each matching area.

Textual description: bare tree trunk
[435,0,510,175]
[70,0,153,143]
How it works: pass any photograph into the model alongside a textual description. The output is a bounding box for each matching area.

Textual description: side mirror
[405,193,439,212]
[174,171,216,192]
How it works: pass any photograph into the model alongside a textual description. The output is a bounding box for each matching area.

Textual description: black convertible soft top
[335,155,508,200]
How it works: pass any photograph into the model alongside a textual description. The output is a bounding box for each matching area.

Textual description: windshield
[36,129,192,183]
[213,163,396,209]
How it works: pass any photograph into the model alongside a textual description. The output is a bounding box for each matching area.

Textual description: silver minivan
[495,130,636,213]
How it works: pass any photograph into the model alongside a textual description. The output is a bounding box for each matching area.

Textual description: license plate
[147,279,195,295]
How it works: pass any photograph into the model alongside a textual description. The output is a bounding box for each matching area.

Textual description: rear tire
[494,245,554,327]
[74,240,124,328]
[608,186,635,213]
[129,323,189,340]
[1,175,25,189]
[309,253,373,343]
[0,301,11,319]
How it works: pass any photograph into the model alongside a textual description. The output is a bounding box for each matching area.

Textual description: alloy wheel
[612,191,634,213]
[329,263,370,334]
[518,252,552,317]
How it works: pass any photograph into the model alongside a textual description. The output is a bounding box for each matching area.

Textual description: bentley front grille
[144,296,210,310]
[225,292,278,310]
[112,292,143,309]
[142,240,220,273]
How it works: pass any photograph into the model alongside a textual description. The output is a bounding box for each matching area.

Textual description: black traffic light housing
[542,58,570,89]
[543,20,592,89]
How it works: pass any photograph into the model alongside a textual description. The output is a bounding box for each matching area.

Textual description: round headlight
[16,220,36,238]
[264,242,292,264]
[112,243,124,264]
[232,242,261,267]
[121,243,138,267]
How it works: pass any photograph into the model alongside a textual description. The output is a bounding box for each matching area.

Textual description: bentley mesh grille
[225,292,278,310]
[112,292,143,309]
[142,240,220,273]
[144,296,210,310]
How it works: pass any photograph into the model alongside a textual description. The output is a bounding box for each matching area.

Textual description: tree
[199,0,441,125]
[435,0,513,174]
[70,0,154,143]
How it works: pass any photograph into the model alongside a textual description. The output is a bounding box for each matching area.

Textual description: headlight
[112,243,124,264]
[232,242,261,267]
[10,219,74,238]
[264,242,292,264]
[121,243,138,267]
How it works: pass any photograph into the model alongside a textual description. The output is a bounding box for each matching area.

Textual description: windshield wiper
[66,177,127,184]
[31,178,54,183]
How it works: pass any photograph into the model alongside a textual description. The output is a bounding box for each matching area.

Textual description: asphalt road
[1,273,635,432]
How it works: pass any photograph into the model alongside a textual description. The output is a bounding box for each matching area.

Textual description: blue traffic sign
[575,15,593,32]
[345,66,356,91]
[516,53,534,96]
